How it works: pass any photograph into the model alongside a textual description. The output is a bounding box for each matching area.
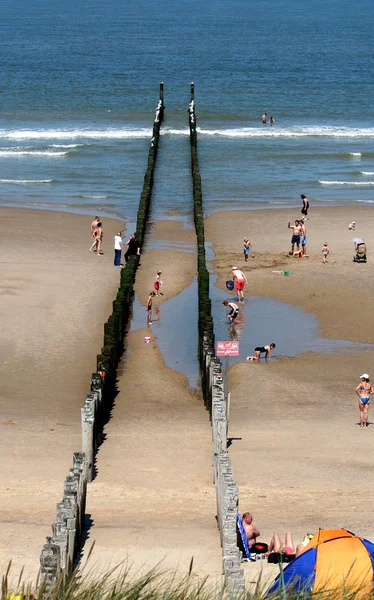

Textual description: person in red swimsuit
[232,266,247,302]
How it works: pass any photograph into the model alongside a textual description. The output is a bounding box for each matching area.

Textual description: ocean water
[1,0,374,221]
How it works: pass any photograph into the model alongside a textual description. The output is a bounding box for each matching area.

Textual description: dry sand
[205,206,374,588]
[83,221,223,581]
[0,208,123,581]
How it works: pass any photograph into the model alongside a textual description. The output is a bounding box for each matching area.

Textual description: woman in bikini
[355,374,373,428]
[247,343,276,361]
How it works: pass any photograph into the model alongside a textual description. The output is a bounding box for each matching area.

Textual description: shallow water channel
[130,275,373,388]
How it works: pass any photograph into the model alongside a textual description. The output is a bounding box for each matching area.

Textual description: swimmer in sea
[223,300,239,323]
[355,374,373,428]
[247,343,276,361]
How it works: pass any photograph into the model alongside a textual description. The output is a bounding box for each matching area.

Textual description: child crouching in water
[322,242,329,264]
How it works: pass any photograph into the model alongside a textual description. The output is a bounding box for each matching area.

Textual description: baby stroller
[353,238,367,263]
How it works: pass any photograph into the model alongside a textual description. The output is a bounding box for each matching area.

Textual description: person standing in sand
[243,238,251,261]
[89,221,103,254]
[355,374,372,428]
[300,220,307,255]
[322,242,329,263]
[301,194,309,217]
[89,216,100,253]
[154,271,162,296]
[232,266,247,302]
[113,232,123,266]
[288,220,302,254]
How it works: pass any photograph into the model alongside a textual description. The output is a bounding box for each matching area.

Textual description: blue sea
[2,0,374,222]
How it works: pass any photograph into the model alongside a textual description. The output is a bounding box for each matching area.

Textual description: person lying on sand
[266,532,311,561]
[247,343,276,361]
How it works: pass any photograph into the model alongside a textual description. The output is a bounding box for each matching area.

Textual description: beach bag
[226,280,234,291]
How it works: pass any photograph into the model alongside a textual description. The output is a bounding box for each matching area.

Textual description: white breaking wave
[49,143,85,148]
[319,180,374,186]
[161,128,190,136]
[349,152,362,157]
[0,128,152,140]
[193,126,374,139]
[82,195,108,199]
[0,178,53,184]
[361,171,374,175]
[0,150,68,156]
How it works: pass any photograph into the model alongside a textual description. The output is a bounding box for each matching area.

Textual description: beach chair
[353,238,367,263]
[236,513,252,560]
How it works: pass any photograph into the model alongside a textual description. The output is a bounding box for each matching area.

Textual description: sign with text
[216,341,239,357]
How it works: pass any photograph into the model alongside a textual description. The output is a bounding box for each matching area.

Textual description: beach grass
[2,558,373,600]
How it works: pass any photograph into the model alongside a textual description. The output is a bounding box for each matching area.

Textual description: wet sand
[0,208,123,581]
[83,221,223,579]
[205,206,374,588]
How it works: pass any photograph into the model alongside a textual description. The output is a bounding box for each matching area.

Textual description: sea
[2,0,374,223]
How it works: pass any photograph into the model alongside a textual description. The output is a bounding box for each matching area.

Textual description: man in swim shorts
[223,300,239,323]
[242,512,261,546]
[300,220,307,255]
[288,220,302,254]
[232,266,247,301]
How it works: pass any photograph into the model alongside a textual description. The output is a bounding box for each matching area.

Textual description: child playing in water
[154,271,162,296]
[322,242,329,264]
[243,238,251,261]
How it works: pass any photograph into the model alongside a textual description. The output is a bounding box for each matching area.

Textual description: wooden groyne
[39,85,165,587]
[188,83,245,594]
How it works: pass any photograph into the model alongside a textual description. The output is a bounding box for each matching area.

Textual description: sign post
[216,341,239,434]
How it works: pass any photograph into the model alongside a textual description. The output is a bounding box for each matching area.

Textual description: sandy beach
[83,220,222,580]
[0,208,123,581]
[205,205,374,588]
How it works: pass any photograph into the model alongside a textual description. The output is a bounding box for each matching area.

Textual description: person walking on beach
[261,113,267,124]
[154,271,162,296]
[125,233,141,263]
[301,194,309,217]
[288,220,302,254]
[355,374,373,428]
[300,220,307,255]
[232,266,247,302]
[322,242,329,264]
[243,238,251,261]
[247,343,276,361]
[223,300,239,323]
[146,291,155,325]
[113,232,123,266]
[89,221,103,255]
[89,216,100,253]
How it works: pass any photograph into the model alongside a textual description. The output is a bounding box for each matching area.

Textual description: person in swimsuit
[288,220,302,255]
[243,238,251,261]
[322,242,329,264]
[247,343,276,361]
[146,291,155,325]
[355,374,373,427]
[300,220,307,255]
[261,113,267,124]
[301,194,309,217]
[232,266,247,302]
[266,533,309,562]
[223,300,239,323]
[269,116,275,125]
[154,271,162,296]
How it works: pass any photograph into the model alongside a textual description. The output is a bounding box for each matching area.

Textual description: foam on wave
[319,180,374,186]
[0,128,152,140]
[0,179,54,184]
[0,150,68,157]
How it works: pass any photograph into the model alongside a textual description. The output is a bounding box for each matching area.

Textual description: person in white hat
[355,374,373,428]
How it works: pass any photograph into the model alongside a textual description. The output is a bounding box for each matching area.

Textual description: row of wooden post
[188,84,245,594]
[39,86,165,587]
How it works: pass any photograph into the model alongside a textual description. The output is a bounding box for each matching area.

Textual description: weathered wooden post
[160,82,164,108]
[191,82,194,102]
